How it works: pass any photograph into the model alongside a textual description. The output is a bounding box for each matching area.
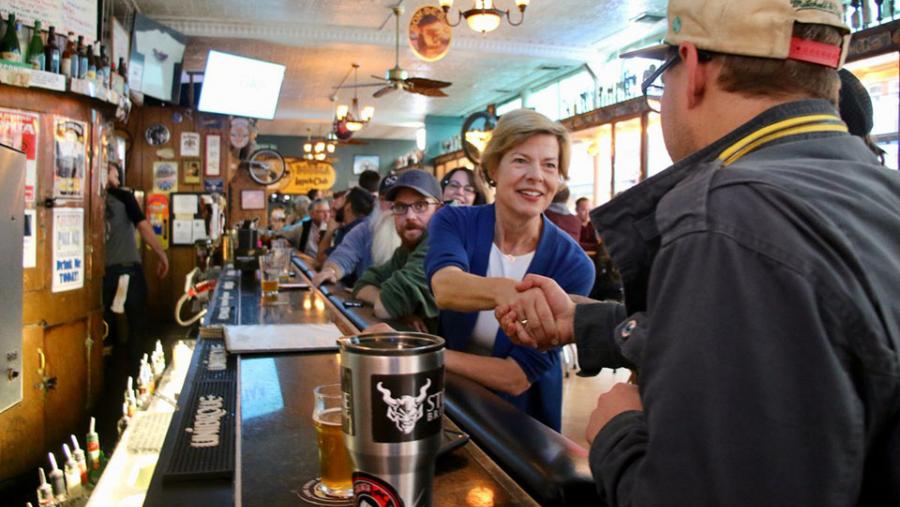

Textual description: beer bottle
[99,44,110,83]
[118,56,129,94]
[1,14,23,63]
[44,25,60,73]
[76,35,87,78]
[26,20,44,70]
[85,44,96,80]
[62,31,77,78]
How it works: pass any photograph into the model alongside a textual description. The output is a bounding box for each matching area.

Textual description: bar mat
[126,412,172,453]
[163,380,236,481]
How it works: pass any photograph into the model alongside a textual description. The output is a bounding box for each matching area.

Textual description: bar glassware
[313,383,354,498]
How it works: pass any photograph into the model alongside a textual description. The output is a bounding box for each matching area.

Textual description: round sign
[230,118,252,149]
[408,6,452,62]
[145,123,170,146]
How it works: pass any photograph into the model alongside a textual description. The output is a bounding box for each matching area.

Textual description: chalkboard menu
[1,0,98,43]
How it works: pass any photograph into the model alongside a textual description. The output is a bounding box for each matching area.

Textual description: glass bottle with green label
[26,20,44,70]
[1,14,23,62]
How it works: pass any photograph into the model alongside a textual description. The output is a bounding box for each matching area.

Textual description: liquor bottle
[76,35,87,78]
[117,401,130,438]
[85,417,100,473]
[85,44,96,80]
[26,20,44,70]
[61,32,76,78]
[1,14,23,62]
[62,443,83,498]
[47,452,67,502]
[70,434,88,486]
[43,25,60,73]
[99,44,110,84]
[109,57,116,88]
[36,468,54,506]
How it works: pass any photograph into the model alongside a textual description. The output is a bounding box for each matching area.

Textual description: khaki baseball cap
[622,0,851,67]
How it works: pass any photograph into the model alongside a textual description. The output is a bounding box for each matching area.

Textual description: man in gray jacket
[498,1,900,505]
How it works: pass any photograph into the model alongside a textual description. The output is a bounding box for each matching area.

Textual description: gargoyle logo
[376,378,431,434]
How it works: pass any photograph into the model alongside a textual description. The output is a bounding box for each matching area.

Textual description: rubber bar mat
[195,338,236,383]
[163,379,236,481]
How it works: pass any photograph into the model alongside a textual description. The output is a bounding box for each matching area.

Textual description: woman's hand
[497,274,576,350]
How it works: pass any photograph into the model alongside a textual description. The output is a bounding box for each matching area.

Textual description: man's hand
[312,266,338,287]
[363,322,396,334]
[585,383,642,445]
[156,253,169,278]
[496,274,575,350]
[398,315,429,333]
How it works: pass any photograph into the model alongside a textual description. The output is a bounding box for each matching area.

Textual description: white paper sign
[181,132,200,157]
[172,194,198,215]
[23,209,36,268]
[172,219,192,245]
[192,219,207,241]
[205,135,221,176]
[52,208,84,293]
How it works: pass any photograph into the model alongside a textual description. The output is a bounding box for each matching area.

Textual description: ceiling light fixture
[335,63,375,132]
[438,0,528,34]
[302,129,337,161]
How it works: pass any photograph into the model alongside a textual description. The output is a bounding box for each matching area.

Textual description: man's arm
[136,220,169,278]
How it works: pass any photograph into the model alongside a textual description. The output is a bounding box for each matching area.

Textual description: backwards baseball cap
[383,169,442,202]
[623,0,850,68]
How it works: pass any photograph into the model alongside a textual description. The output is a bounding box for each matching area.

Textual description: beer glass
[259,252,286,301]
[313,383,354,498]
[339,332,445,507]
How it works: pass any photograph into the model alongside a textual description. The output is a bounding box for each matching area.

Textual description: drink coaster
[295,478,353,506]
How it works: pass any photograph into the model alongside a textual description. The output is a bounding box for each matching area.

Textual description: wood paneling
[0,326,46,479]
[43,319,89,450]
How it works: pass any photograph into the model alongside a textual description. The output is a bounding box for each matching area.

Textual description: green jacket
[352,232,438,332]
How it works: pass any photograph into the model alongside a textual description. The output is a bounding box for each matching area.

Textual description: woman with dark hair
[425,109,594,430]
[440,167,487,206]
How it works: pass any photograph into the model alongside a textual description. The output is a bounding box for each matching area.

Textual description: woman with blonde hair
[425,109,594,430]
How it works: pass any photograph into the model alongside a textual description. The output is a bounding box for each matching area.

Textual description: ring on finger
[519,319,528,326]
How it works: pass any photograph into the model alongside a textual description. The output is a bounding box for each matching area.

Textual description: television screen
[197,51,286,120]
[129,14,187,103]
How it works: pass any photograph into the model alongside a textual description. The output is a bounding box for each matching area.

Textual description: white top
[470,244,535,353]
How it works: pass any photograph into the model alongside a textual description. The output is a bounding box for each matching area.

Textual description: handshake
[495,274,578,350]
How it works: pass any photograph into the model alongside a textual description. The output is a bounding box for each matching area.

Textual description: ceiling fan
[339,6,452,98]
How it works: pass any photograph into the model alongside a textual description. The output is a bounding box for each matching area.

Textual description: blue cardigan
[425,204,595,430]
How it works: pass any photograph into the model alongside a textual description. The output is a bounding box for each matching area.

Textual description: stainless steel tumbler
[338,332,445,507]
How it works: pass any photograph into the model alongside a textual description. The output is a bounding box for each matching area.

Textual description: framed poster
[152,160,178,193]
[146,194,170,249]
[52,208,84,293]
[205,134,221,176]
[182,159,201,184]
[0,108,39,204]
[241,189,265,210]
[53,118,87,200]
[181,132,200,157]
[353,154,379,175]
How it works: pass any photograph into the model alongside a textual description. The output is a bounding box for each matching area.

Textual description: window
[496,97,523,116]
[528,82,561,120]
[613,118,642,194]
[646,112,672,177]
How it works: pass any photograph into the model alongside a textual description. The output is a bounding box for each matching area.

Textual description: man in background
[575,196,600,251]
[352,170,442,333]
[543,186,581,242]
[104,162,168,364]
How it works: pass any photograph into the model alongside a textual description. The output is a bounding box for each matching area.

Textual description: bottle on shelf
[47,452,67,502]
[26,20,44,70]
[70,434,88,486]
[1,14,23,62]
[61,31,76,78]
[76,35,87,79]
[36,467,54,506]
[43,25,59,73]
[85,44,96,80]
[61,443,83,498]
[99,44,110,85]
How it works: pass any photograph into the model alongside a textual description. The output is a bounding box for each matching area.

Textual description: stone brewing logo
[376,379,430,434]
[371,369,442,443]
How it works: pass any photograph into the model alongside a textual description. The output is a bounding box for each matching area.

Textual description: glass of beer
[259,252,285,302]
[313,383,353,498]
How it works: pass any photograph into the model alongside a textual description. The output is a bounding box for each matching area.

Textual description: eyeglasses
[445,180,476,194]
[641,49,715,114]
[391,200,439,216]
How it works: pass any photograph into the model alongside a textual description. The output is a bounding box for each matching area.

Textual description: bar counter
[141,260,547,506]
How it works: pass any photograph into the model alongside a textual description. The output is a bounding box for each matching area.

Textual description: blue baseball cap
[383,169,442,202]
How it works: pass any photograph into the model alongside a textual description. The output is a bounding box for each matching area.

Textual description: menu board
[0,0,98,43]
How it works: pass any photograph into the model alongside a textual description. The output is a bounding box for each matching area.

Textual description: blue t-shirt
[425,204,594,430]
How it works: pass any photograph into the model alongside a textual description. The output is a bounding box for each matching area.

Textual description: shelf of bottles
[0,13,130,110]
[844,0,900,32]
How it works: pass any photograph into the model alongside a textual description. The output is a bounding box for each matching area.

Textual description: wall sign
[278,158,336,194]
[152,161,178,193]
[181,132,200,157]
[52,208,84,293]
[0,0,98,44]
[0,108,39,204]
[146,194,170,249]
[408,5,452,62]
[53,117,87,200]
[23,209,36,269]
[205,135,221,176]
